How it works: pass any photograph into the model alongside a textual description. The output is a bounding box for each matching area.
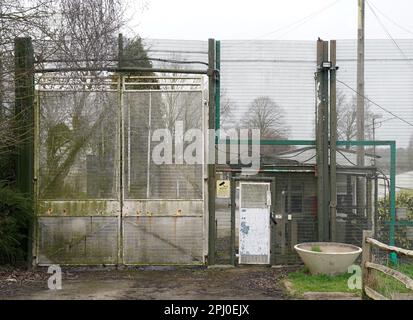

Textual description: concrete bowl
[294,242,362,275]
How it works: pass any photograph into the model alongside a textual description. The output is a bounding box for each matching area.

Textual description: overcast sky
[125,0,413,41]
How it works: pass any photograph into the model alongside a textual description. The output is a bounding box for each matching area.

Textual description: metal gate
[34,74,206,265]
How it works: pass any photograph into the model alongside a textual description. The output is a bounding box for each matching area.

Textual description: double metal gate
[34,74,206,265]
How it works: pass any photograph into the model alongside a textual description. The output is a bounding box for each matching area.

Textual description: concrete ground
[0,266,293,300]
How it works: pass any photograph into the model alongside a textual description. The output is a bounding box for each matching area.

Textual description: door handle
[270,214,277,225]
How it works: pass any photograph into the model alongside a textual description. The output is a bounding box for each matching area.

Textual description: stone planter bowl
[294,242,362,275]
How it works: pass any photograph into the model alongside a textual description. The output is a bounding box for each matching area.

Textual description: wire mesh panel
[124,90,203,200]
[36,85,121,265]
[122,82,205,265]
[219,41,317,139]
[38,90,119,200]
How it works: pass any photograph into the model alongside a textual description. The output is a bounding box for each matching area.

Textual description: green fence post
[215,40,221,134]
[389,141,398,265]
[14,37,35,268]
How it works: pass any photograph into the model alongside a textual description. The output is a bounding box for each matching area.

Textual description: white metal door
[239,182,271,265]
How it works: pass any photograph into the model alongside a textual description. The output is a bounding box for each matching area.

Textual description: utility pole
[357,0,366,217]
[316,39,330,242]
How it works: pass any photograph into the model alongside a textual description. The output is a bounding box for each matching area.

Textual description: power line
[365,117,397,128]
[366,0,413,65]
[336,78,413,128]
[366,1,413,37]
[337,149,357,166]
[256,0,342,39]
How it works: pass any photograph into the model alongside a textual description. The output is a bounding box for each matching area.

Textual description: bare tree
[337,90,379,142]
[0,0,57,180]
[219,89,235,131]
[241,96,289,140]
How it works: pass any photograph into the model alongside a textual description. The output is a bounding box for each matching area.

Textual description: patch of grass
[285,268,361,297]
[311,245,322,253]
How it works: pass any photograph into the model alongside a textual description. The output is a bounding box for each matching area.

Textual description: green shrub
[378,190,413,248]
[0,182,34,264]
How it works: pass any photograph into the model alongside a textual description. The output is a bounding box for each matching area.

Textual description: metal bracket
[207,68,220,80]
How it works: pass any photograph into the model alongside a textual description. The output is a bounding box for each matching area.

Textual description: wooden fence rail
[362,230,413,300]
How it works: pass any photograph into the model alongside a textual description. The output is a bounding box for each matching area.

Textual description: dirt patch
[0,266,292,300]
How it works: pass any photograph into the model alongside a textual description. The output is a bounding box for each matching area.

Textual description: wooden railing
[362,230,413,300]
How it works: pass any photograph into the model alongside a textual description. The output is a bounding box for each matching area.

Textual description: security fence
[12,37,413,266]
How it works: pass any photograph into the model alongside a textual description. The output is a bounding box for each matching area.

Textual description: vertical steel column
[207,38,217,265]
[33,91,40,267]
[330,40,337,242]
[118,74,125,265]
[14,37,35,268]
[117,34,124,265]
[316,39,330,241]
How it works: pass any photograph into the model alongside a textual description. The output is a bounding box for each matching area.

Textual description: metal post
[146,93,152,198]
[207,38,217,266]
[389,141,398,264]
[117,35,124,265]
[316,39,330,242]
[374,173,378,235]
[372,118,376,164]
[14,37,35,268]
[357,0,366,218]
[230,175,236,266]
[215,41,221,133]
[118,33,124,67]
[330,40,337,242]
[118,75,124,265]
[366,176,372,230]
